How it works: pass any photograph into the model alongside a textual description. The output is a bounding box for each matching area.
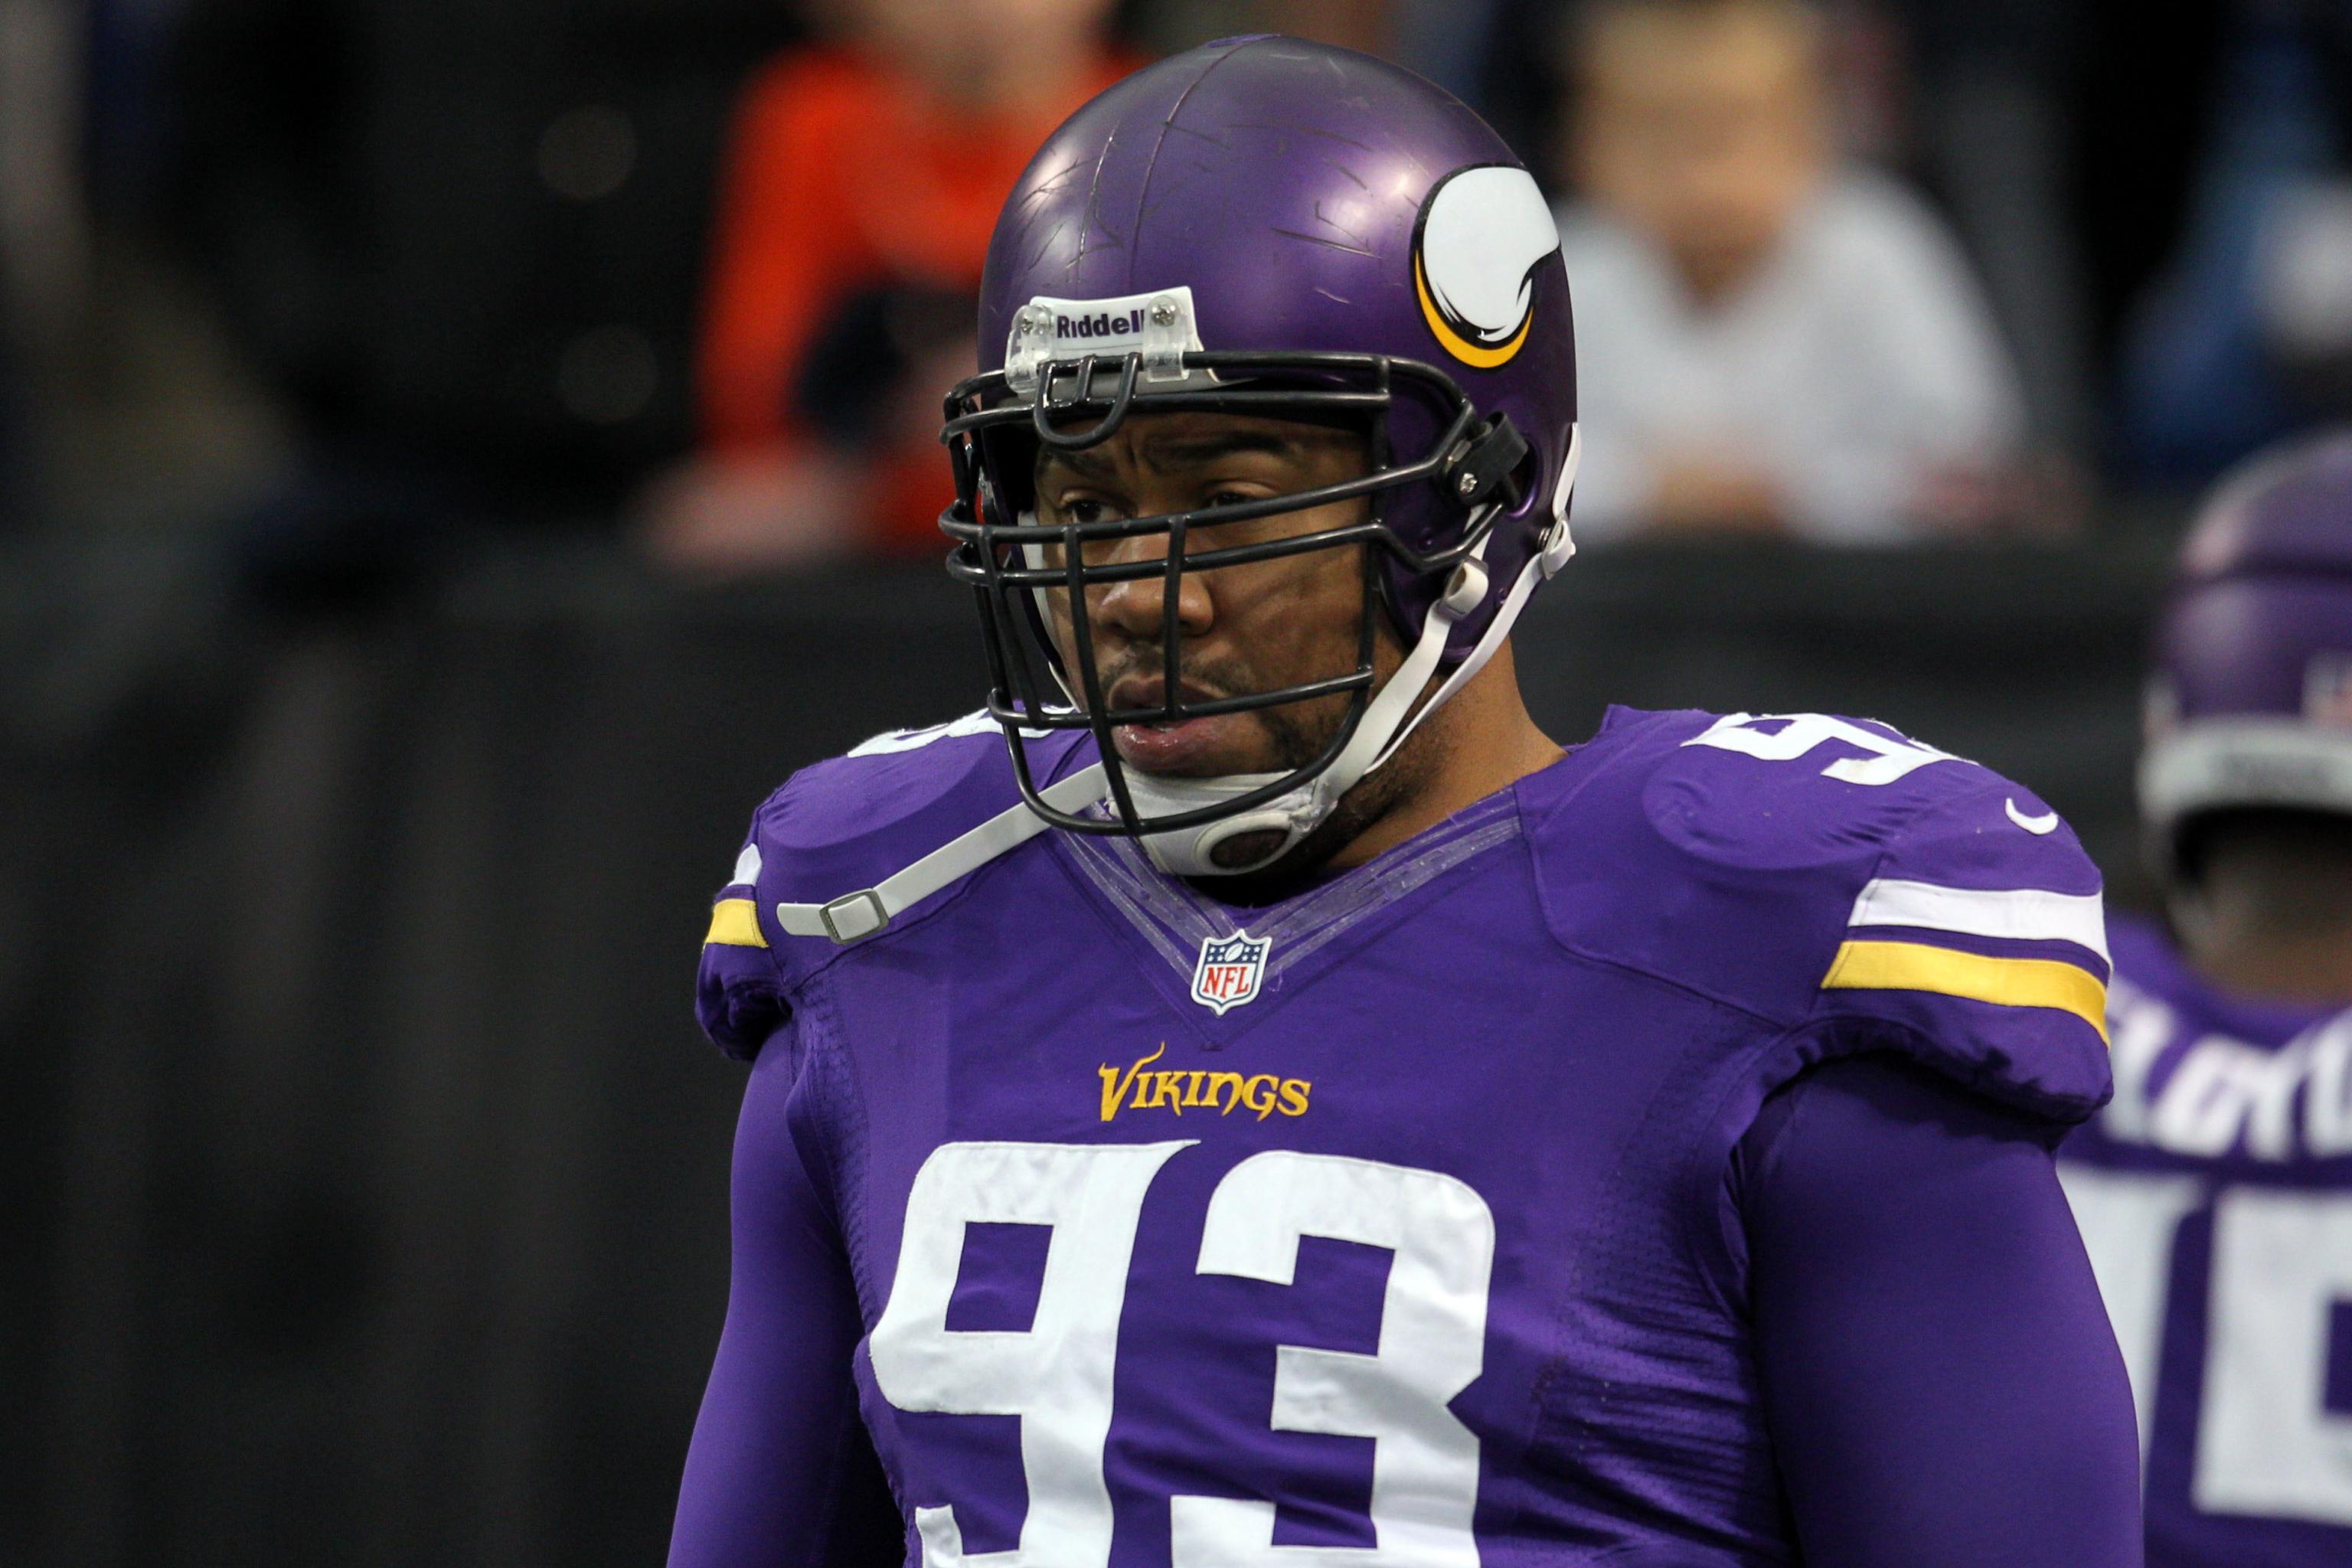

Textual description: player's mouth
[1105,675,1250,775]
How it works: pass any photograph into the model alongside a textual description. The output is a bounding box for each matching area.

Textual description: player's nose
[1091,531,1214,642]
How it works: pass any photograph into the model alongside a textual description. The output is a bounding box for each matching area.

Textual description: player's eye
[1057,495,1120,527]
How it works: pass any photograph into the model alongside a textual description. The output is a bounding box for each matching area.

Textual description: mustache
[1093,655,1255,712]
[1080,652,1326,770]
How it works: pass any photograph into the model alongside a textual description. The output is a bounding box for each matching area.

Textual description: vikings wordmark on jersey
[692,706,2113,1566]
[1096,1043,1311,1124]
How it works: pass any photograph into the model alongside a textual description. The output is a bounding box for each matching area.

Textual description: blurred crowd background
[8,0,2352,568]
[5,0,2348,1563]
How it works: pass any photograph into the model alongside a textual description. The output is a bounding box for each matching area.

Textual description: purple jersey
[682,707,2126,1566]
[2060,914,2352,1566]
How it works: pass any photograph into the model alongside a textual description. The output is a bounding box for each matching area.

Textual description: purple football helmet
[939,35,1579,875]
[2143,428,2352,875]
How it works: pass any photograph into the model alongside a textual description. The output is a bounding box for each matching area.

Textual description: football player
[671,36,2139,1568]
[2060,432,2352,1566]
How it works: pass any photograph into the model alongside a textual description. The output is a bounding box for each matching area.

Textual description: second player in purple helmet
[2063,431,2352,1567]
[670,35,2140,1567]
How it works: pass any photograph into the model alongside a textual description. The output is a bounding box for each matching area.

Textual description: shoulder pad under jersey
[694,715,1093,1060]
[1526,707,2113,1124]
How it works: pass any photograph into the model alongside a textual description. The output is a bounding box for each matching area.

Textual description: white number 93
[867,1140,1496,1567]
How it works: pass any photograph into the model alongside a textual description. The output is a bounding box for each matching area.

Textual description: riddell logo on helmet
[1004,289,1204,382]
[1056,309,1148,340]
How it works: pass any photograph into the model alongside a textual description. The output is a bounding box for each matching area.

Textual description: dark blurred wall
[6,540,2164,1566]
[160,0,807,521]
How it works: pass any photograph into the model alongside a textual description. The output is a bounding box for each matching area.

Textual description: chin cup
[1128,769,1330,877]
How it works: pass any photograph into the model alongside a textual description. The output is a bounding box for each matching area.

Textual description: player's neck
[1323,643,1563,872]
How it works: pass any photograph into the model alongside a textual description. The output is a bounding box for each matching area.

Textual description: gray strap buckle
[818,890,890,945]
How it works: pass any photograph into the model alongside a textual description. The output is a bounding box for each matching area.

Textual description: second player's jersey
[698,707,2114,1566]
[2060,916,2352,1568]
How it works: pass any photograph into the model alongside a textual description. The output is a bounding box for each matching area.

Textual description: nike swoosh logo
[2005,798,2060,835]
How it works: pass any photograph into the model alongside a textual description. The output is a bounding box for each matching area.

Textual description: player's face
[1031,410,1400,779]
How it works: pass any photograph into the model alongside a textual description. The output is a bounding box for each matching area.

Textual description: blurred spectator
[645,0,1135,573]
[1553,0,2030,544]
[2117,0,2352,488]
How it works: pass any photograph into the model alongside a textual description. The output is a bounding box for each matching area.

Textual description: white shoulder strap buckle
[773,763,1109,946]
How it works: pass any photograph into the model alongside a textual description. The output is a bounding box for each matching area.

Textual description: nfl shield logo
[1191,929,1272,1014]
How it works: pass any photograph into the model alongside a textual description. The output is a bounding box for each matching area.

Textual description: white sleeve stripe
[1847,877,2110,964]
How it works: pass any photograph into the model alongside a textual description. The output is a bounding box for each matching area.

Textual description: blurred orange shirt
[699,45,1137,555]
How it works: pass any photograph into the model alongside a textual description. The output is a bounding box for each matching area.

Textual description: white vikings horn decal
[1411,165,1560,370]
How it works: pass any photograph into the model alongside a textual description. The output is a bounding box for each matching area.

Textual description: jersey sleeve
[697,837,787,1062]
[1806,776,2113,1125]
[1735,1054,2141,1567]
[668,1031,902,1567]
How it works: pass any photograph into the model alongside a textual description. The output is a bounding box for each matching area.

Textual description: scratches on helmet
[1272,227,1380,260]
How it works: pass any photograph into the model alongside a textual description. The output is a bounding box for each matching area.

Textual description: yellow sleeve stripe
[1821,939,2108,1044]
[704,897,768,949]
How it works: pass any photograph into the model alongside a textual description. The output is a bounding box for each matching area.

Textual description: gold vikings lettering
[1098,1044,1310,1122]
